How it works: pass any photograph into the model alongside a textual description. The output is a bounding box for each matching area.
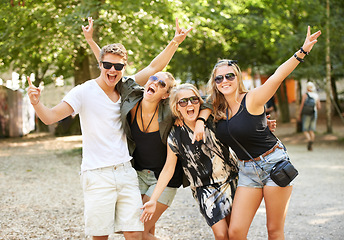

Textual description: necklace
[140,101,159,133]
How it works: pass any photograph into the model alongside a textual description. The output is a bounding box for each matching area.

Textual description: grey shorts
[137,169,177,207]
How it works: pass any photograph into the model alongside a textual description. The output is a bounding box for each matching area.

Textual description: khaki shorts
[80,162,144,236]
[137,169,177,206]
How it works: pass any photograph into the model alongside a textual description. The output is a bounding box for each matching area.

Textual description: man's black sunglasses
[214,73,236,84]
[101,61,125,71]
[178,96,200,107]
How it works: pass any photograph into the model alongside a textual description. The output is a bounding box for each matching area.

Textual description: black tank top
[130,102,183,187]
[216,94,277,160]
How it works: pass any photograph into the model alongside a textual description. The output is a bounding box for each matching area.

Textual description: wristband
[299,47,309,55]
[293,53,304,63]
[171,40,179,47]
[196,117,206,124]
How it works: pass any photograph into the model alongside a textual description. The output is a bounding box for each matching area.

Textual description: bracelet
[293,53,304,63]
[299,47,309,55]
[196,117,206,124]
[171,40,179,47]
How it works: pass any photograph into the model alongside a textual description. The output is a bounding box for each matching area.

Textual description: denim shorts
[238,141,292,188]
[137,169,177,206]
[302,113,317,132]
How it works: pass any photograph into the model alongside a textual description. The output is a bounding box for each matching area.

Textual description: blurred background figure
[298,82,321,151]
[265,95,278,120]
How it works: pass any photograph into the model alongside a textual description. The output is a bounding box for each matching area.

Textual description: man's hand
[82,17,94,42]
[27,77,41,106]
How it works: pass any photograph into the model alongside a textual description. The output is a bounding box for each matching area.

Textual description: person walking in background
[298,81,321,151]
[27,16,191,240]
[207,26,321,239]
[265,95,278,120]
[141,84,239,240]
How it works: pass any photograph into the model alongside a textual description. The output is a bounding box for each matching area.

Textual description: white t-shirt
[63,80,132,172]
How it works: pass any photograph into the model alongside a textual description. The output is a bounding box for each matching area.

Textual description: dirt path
[0,121,343,239]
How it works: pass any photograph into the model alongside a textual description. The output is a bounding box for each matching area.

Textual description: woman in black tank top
[207,27,321,239]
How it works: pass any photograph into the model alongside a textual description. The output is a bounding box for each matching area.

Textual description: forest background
[0,0,343,133]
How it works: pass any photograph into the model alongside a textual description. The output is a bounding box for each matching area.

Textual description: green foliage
[0,0,343,90]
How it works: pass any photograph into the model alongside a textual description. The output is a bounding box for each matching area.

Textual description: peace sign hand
[27,77,41,106]
[301,26,321,54]
[173,18,193,45]
[82,17,94,41]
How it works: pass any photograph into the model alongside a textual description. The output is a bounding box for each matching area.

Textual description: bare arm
[140,144,178,222]
[82,17,101,62]
[134,18,192,86]
[27,77,73,125]
[247,26,321,115]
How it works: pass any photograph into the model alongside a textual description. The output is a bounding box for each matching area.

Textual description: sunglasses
[148,75,167,88]
[214,73,236,84]
[101,61,125,71]
[178,96,200,107]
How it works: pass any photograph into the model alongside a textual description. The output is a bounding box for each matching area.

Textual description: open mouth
[147,86,156,94]
[186,108,195,116]
[107,73,118,82]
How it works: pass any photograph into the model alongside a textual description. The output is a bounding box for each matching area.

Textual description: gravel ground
[1,120,344,240]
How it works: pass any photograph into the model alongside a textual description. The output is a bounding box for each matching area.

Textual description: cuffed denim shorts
[302,113,317,132]
[137,169,177,206]
[238,141,292,188]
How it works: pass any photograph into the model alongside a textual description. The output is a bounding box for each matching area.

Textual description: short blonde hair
[100,43,128,63]
[169,83,204,120]
[163,72,177,93]
[207,59,248,121]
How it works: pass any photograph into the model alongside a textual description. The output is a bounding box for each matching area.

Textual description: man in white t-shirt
[27,17,191,240]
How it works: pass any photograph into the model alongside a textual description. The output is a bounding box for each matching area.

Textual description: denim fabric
[237,141,292,188]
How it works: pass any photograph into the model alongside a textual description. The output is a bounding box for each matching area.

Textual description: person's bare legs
[211,215,230,240]
[228,187,263,240]
[93,236,108,240]
[264,186,293,240]
[142,194,169,240]
[123,231,143,240]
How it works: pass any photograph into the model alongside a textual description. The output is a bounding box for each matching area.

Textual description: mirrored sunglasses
[101,61,125,70]
[214,73,236,84]
[178,96,200,107]
[148,75,167,88]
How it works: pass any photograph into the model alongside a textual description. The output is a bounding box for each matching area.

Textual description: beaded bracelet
[293,53,304,63]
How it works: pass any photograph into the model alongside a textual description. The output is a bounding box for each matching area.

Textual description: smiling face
[214,65,238,97]
[99,53,126,90]
[143,72,171,102]
[176,89,201,126]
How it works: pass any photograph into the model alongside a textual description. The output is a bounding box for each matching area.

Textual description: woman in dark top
[207,27,321,239]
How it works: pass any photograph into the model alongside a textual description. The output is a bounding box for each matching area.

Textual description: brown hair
[99,43,128,63]
[207,59,248,121]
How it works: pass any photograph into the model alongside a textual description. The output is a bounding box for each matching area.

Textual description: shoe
[307,141,313,151]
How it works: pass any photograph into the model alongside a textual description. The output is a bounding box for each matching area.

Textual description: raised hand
[173,18,193,44]
[301,26,321,53]
[82,17,94,41]
[27,76,41,106]
[140,200,157,223]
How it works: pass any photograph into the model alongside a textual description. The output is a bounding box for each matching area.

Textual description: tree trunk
[275,81,290,123]
[325,0,332,133]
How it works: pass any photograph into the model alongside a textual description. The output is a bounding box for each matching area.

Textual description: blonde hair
[100,43,128,63]
[163,72,177,93]
[169,83,204,120]
[206,59,248,121]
